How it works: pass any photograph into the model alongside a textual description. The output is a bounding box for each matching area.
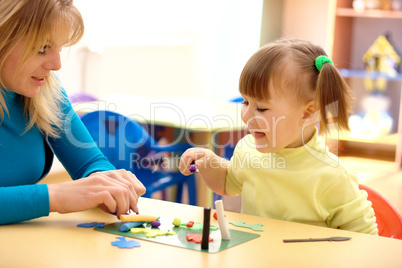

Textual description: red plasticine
[213,211,225,220]
[186,234,213,243]
[186,221,194,227]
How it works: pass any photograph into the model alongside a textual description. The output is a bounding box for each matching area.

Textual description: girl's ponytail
[315,56,352,134]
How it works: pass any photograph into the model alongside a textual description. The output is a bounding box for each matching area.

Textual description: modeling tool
[214,200,231,240]
[283,237,351,243]
[201,207,211,250]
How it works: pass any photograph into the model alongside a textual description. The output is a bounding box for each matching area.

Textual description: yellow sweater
[225,132,378,235]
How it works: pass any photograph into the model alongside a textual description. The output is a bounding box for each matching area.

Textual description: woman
[0,0,146,225]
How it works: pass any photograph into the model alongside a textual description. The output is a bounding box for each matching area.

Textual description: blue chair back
[81,110,197,205]
[230,96,244,103]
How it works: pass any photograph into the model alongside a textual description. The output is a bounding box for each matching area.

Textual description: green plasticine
[180,222,219,231]
[229,221,264,231]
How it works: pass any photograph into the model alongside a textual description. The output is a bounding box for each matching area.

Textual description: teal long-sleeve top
[0,88,115,225]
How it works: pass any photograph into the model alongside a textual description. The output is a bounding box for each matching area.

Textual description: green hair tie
[315,55,333,71]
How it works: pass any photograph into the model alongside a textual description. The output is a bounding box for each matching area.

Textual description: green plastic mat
[95,217,260,253]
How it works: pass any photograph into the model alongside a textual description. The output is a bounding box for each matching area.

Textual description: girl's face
[1,39,62,97]
[241,85,312,153]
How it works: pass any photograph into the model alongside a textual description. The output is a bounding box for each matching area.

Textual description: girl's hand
[47,169,146,218]
[179,148,229,195]
[179,148,214,176]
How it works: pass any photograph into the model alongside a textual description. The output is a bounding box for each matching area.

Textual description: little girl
[179,38,378,234]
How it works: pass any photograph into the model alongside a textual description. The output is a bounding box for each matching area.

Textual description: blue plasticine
[120,221,146,232]
[77,222,105,228]
[111,237,141,249]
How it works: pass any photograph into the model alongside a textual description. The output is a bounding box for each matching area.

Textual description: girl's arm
[179,148,229,196]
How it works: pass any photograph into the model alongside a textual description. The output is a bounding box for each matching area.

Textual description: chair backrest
[80,110,159,172]
[229,96,244,103]
[359,184,402,239]
[81,110,197,204]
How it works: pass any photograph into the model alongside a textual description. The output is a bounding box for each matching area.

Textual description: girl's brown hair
[0,0,84,137]
[239,38,352,135]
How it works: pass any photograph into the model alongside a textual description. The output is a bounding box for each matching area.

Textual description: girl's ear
[302,100,317,120]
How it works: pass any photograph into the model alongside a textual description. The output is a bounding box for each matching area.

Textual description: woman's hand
[47,169,146,218]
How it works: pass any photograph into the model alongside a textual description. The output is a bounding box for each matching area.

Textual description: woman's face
[1,39,62,97]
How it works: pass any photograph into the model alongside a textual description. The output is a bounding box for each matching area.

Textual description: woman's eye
[241,101,249,106]
[256,107,268,112]
[38,45,48,55]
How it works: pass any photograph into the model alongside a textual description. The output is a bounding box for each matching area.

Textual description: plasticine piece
[120,214,157,222]
[229,221,264,231]
[120,221,145,232]
[189,164,199,173]
[172,217,181,227]
[186,221,194,227]
[186,234,213,244]
[213,211,225,220]
[201,207,211,249]
[77,222,105,228]
[130,228,176,238]
[179,222,219,231]
[215,200,231,240]
[111,237,141,249]
[151,221,161,228]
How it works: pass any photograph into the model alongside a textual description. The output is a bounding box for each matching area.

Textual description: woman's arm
[0,184,50,225]
[49,95,116,179]
[47,92,146,216]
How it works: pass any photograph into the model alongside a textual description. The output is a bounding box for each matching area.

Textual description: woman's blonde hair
[0,0,84,137]
[239,38,352,135]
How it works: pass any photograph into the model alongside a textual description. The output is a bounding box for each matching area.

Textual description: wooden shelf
[338,69,402,81]
[337,7,402,19]
[281,0,402,164]
[334,132,398,161]
[335,132,399,146]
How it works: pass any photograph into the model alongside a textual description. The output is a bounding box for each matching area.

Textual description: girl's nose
[241,105,253,124]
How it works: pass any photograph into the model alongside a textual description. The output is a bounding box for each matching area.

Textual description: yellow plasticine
[130,228,176,238]
[172,217,181,227]
[120,214,157,222]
